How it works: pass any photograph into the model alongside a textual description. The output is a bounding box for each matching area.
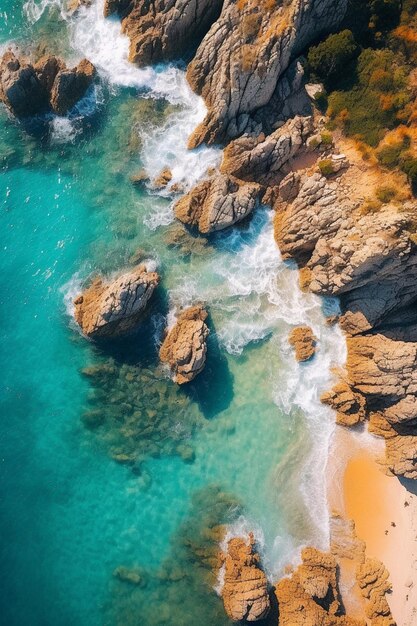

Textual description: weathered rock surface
[74,264,159,339]
[221,116,313,185]
[50,58,96,115]
[273,148,417,478]
[104,0,223,66]
[0,50,96,118]
[187,0,347,146]
[159,306,209,384]
[289,326,317,362]
[321,381,366,427]
[0,51,50,117]
[174,173,260,234]
[356,558,395,625]
[274,547,365,626]
[221,534,270,622]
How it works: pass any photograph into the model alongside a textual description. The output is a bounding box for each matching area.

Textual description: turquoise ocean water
[0,2,346,624]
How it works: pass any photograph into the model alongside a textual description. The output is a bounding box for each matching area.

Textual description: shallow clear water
[0,2,346,625]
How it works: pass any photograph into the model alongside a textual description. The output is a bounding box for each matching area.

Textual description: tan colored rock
[174,173,260,234]
[74,264,159,340]
[288,326,317,362]
[0,50,96,118]
[153,167,172,189]
[105,0,223,67]
[346,334,417,402]
[50,58,96,115]
[356,558,394,625]
[221,534,270,622]
[221,116,313,185]
[187,0,347,146]
[159,306,209,384]
[274,547,365,626]
[321,381,366,427]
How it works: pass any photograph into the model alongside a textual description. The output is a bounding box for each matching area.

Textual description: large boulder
[159,306,209,384]
[0,51,49,117]
[221,116,313,185]
[288,326,317,362]
[0,50,96,118]
[174,173,260,234]
[187,0,347,146]
[50,58,96,115]
[104,0,223,66]
[221,534,270,622]
[73,264,159,339]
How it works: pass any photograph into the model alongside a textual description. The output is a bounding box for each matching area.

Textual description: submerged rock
[221,534,270,622]
[0,50,96,118]
[113,566,142,585]
[104,0,223,66]
[174,173,260,234]
[288,326,317,362]
[74,264,159,339]
[160,306,209,384]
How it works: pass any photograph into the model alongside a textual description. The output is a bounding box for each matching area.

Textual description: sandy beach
[328,426,417,625]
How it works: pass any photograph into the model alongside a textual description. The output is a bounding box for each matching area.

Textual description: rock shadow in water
[180,313,234,420]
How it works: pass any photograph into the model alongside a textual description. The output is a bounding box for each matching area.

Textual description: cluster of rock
[102,0,223,66]
[73,268,209,384]
[219,536,394,625]
[272,148,417,479]
[159,306,209,384]
[0,50,96,117]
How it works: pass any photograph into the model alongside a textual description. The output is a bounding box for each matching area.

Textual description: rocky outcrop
[159,306,209,384]
[356,558,395,625]
[104,0,223,66]
[221,534,270,622]
[288,326,317,362]
[221,116,313,185]
[49,58,96,115]
[274,547,365,626]
[272,145,417,477]
[187,0,347,146]
[0,50,96,118]
[321,381,366,427]
[74,264,159,340]
[174,173,260,234]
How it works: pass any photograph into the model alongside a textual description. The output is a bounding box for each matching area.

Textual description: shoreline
[327,425,417,625]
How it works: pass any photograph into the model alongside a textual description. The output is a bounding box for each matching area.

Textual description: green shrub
[375,185,397,202]
[308,30,359,87]
[320,132,333,145]
[401,157,417,192]
[313,91,328,113]
[318,159,335,176]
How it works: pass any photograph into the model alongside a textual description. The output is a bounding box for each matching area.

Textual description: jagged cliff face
[187,0,348,146]
[104,0,224,65]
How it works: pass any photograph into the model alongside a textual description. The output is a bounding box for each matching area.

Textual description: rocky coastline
[4,0,417,623]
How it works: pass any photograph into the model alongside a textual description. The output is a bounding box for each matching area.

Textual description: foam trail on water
[168,211,346,565]
[69,0,220,214]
